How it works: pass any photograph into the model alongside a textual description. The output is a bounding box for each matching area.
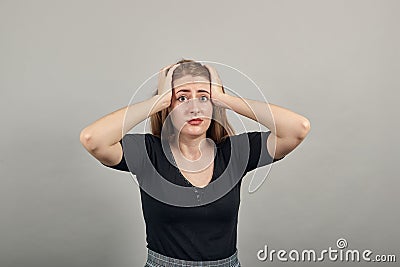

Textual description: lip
[187,118,204,125]
[187,118,203,122]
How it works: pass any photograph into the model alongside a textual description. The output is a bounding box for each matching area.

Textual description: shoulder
[216,131,267,158]
[218,131,270,146]
[122,133,160,144]
[120,133,162,157]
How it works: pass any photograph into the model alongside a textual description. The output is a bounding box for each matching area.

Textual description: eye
[200,95,209,102]
[177,95,188,102]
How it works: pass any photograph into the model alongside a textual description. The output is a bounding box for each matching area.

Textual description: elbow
[296,118,311,140]
[80,129,99,152]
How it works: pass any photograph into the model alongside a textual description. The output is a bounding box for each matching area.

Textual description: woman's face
[168,75,213,138]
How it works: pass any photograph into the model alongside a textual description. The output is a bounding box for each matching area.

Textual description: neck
[169,133,209,161]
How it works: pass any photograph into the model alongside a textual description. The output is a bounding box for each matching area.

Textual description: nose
[188,98,200,114]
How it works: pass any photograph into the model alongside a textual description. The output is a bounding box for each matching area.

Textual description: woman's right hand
[156,63,180,109]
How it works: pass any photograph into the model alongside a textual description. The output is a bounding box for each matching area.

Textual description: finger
[166,63,180,76]
[158,64,177,94]
[157,71,167,94]
[205,65,221,85]
[163,63,180,92]
[159,66,170,78]
[158,63,176,82]
[161,63,175,72]
[205,64,216,75]
[165,64,180,85]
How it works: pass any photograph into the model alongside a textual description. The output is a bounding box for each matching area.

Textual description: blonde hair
[150,58,235,144]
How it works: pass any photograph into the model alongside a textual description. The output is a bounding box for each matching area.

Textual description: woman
[80,59,311,266]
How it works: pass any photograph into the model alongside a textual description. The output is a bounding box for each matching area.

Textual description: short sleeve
[101,139,129,172]
[241,131,285,173]
[101,134,147,174]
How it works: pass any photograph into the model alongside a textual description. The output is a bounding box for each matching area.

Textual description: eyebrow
[176,89,210,95]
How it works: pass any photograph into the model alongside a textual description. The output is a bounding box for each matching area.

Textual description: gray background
[1,0,399,266]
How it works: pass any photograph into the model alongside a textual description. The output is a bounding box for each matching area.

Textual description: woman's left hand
[205,64,230,109]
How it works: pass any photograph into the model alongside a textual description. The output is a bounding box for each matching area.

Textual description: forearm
[80,95,167,149]
[218,94,310,139]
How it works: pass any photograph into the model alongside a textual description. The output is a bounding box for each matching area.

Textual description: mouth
[188,118,203,122]
[187,118,204,125]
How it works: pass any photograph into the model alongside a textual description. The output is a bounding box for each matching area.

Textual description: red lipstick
[187,118,203,125]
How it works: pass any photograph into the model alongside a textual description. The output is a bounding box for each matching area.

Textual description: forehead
[174,75,209,88]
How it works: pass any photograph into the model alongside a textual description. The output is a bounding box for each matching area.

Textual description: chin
[182,124,210,137]
[171,119,211,137]
[181,128,207,137]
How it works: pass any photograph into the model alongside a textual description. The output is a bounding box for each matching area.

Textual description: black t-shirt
[102,131,284,261]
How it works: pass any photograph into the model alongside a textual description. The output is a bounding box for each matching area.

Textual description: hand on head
[157,62,228,110]
[204,64,229,109]
[157,63,180,108]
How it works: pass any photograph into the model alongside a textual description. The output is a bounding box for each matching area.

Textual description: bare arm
[214,95,311,159]
[79,95,168,166]
[205,64,310,160]
[79,64,178,166]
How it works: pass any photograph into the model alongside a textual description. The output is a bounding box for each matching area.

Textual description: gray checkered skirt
[144,248,241,267]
